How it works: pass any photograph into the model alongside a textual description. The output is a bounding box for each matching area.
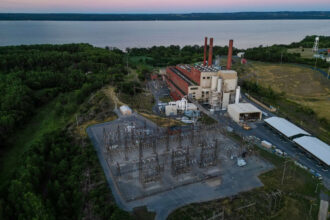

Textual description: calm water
[0,20,330,49]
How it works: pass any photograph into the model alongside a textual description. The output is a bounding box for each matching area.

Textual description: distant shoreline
[1,11,330,21]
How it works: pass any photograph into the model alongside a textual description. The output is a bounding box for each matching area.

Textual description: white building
[237,52,245,58]
[293,136,330,166]
[119,105,132,115]
[227,103,262,123]
[264,117,310,139]
[165,98,197,116]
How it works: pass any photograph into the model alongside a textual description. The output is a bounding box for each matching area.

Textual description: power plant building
[165,38,238,110]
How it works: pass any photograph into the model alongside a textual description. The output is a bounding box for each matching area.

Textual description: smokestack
[203,37,208,66]
[227,39,233,70]
[208,38,213,67]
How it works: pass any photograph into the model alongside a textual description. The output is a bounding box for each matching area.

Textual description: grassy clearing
[287,48,315,59]
[242,61,330,120]
[76,115,117,137]
[159,96,172,103]
[140,112,184,127]
[129,56,153,67]
[118,91,155,114]
[168,147,321,220]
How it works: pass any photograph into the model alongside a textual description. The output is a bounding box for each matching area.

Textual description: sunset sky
[1,0,330,13]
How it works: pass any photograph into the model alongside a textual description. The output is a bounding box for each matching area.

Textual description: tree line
[244,36,330,68]
[127,45,239,67]
[1,12,330,21]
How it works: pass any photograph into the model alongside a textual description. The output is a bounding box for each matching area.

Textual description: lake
[0,20,329,49]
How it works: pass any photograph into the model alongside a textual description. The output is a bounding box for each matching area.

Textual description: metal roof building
[293,136,330,166]
[264,117,310,139]
[227,103,262,123]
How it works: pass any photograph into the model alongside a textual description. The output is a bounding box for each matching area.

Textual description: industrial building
[264,117,310,139]
[293,136,330,167]
[164,98,197,116]
[165,37,239,110]
[227,103,262,123]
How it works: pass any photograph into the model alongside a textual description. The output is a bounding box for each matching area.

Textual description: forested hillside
[0,44,124,147]
[0,44,131,219]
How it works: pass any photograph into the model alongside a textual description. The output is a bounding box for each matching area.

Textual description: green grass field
[287,48,315,59]
[246,62,330,121]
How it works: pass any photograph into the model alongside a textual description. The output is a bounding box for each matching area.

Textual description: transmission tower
[312,36,319,53]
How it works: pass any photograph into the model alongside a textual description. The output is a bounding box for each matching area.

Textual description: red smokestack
[227,39,233,70]
[203,37,208,66]
[208,38,213,67]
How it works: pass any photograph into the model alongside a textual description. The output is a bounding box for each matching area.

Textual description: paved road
[147,80,170,115]
[207,94,330,189]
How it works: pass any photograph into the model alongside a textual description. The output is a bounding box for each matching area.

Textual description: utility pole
[280,51,283,65]
[314,57,318,69]
[126,49,130,74]
[281,159,289,185]
[315,182,319,194]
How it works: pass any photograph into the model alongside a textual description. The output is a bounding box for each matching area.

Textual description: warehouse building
[227,103,262,123]
[165,37,238,110]
[264,117,310,139]
[293,136,330,167]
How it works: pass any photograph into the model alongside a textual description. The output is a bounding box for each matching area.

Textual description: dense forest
[0,44,132,219]
[244,36,330,68]
[127,45,238,67]
[1,11,330,21]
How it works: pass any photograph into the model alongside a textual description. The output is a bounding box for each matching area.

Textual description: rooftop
[264,117,310,138]
[218,70,238,79]
[293,136,330,166]
[177,64,220,73]
[169,67,197,86]
[228,103,261,113]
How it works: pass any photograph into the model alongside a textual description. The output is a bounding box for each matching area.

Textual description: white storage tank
[211,76,218,91]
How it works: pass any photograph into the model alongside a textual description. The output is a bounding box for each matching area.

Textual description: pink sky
[1,0,330,13]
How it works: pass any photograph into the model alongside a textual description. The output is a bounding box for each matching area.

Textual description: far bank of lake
[0,20,329,49]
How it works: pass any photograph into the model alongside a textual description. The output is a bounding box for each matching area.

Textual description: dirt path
[102,86,125,110]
